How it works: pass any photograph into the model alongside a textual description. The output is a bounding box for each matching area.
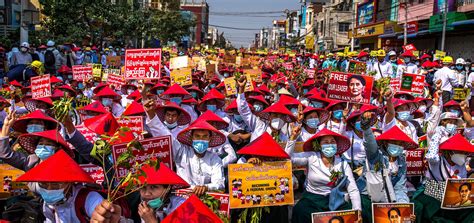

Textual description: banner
[106,56,122,67]
[106,73,125,89]
[73,65,93,81]
[112,135,172,178]
[390,78,401,91]
[372,203,414,223]
[327,72,374,104]
[31,74,51,99]
[170,56,188,70]
[312,210,360,223]
[357,0,375,26]
[0,164,28,198]
[117,116,144,140]
[92,64,102,78]
[75,123,99,143]
[453,88,470,101]
[348,60,367,75]
[175,189,230,217]
[228,161,294,209]
[405,149,425,176]
[441,178,474,209]
[80,164,105,185]
[304,69,316,79]
[224,77,237,96]
[170,68,192,86]
[402,44,417,51]
[283,62,294,70]
[124,48,162,80]
[400,73,425,94]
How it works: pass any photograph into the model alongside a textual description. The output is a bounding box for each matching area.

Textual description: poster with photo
[372,203,414,223]
[327,72,374,104]
[442,178,474,209]
[312,210,360,223]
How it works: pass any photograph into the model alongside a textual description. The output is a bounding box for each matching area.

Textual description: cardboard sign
[92,64,102,78]
[244,69,262,83]
[112,135,172,178]
[402,44,417,51]
[75,123,99,143]
[170,56,189,70]
[399,73,425,94]
[244,74,254,92]
[175,189,230,217]
[441,178,474,209]
[224,54,236,63]
[327,72,374,104]
[305,69,316,79]
[106,73,125,89]
[372,203,414,223]
[0,164,28,198]
[31,74,51,99]
[73,65,93,81]
[124,48,162,80]
[170,68,192,86]
[80,164,105,185]
[117,116,144,140]
[224,77,237,96]
[453,88,470,101]
[102,68,120,81]
[434,50,446,61]
[106,56,122,67]
[405,149,425,176]
[206,63,217,79]
[348,60,367,74]
[312,210,360,223]
[228,161,294,209]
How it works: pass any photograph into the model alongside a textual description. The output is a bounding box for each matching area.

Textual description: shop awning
[397,30,429,39]
[450,19,474,27]
[378,32,401,38]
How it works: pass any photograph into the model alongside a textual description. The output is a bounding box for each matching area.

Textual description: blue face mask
[170,97,182,105]
[207,104,217,112]
[27,124,44,133]
[387,143,404,157]
[303,89,309,94]
[321,144,337,158]
[67,75,73,79]
[456,65,464,70]
[290,108,298,116]
[37,187,65,204]
[405,58,411,63]
[192,140,209,154]
[190,91,198,98]
[209,84,216,89]
[354,121,362,131]
[156,90,164,95]
[101,98,113,107]
[450,109,460,117]
[397,111,411,121]
[306,118,320,129]
[445,123,457,134]
[148,197,164,209]
[311,101,324,108]
[35,145,55,160]
[253,103,263,112]
[223,73,229,78]
[333,110,343,120]
[78,83,84,90]
[234,114,243,123]
[164,120,178,129]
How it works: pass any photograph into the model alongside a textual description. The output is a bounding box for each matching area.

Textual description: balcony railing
[457,0,473,7]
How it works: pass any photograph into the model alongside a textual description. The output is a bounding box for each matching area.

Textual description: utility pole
[441,0,448,51]
[19,0,28,43]
[403,0,408,45]
[351,0,357,51]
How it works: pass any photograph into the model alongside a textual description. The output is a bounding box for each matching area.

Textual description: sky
[206,0,301,48]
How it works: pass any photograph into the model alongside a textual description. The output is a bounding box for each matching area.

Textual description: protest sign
[348,60,367,74]
[390,78,401,92]
[327,72,374,104]
[305,69,316,79]
[402,44,417,51]
[228,161,294,209]
[224,54,236,63]
[80,164,105,185]
[31,74,51,99]
[73,65,93,81]
[434,50,446,61]
[92,64,102,78]
[236,56,242,66]
[170,56,188,70]
[175,189,230,217]
[372,203,414,223]
[106,72,125,89]
[170,68,192,86]
[102,68,120,81]
[244,74,254,92]
[75,123,99,143]
[412,51,420,58]
[405,149,425,176]
[198,59,206,71]
[283,62,294,70]
[112,136,172,178]
[441,178,474,209]
[117,116,144,140]
[399,73,425,94]
[106,56,122,67]
[224,77,237,96]
[244,69,262,83]
[124,48,162,80]
[312,210,360,223]
[206,63,217,79]
[453,88,470,101]
[0,164,28,198]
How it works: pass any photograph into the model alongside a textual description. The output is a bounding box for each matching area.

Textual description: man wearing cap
[396,51,419,78]
[433,56,458,104]
[12,42,33,66]
[453,58,467,87]
[370,50,393,80]
[44,40,61,75]
[322,53,336,69]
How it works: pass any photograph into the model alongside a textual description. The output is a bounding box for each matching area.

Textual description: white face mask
[270,118,285,130]
[418,105,427,113]
[451,153,467,166]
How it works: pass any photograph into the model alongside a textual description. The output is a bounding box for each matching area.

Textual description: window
[320,20,324,33]
[339,23,350,32]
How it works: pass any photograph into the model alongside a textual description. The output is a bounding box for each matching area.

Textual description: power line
[209,24,263,31]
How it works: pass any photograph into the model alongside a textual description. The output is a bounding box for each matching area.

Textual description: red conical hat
[302,106,330,126]
[10,80,22,87]
[162,194,223,223]
[392,98,416,112]
[303,128,350,154]
[24,97,53,112]
[401,50,415,58]
[0,96,10,107]
[160,84,192,100]
[197,88,226,112]
[237,132,290,159]
[93,86,121,100]
[346,105,379,131]
[92,83,109,94]
[414,97,434,108]
[325,99,346,111]
[155,102,191,126]
[177,120,226,147]
[259,102,296,123]
[120,84,138,95]
[18,130,74,156]
[376,126,418,149]
[84,112,119,136]
[139,163,190,189]
[394,92,415,101]
[197,110,229,130]
[12,110,58,133]
[279,94,301,107]
[185,85,204,98]
[122,100,145,116]
[182,97,198,105]
[247,95,269,106]
[306,88,327,99]
[224,99,254,113]
[150,82,169,93]
[51,89,65,99]
[258,84,271,95]
[303,79,315,87]
[439,134,474,153]
[78,101,108,115]
[57,65,72,74]
[16,150,94,183]
[58,84,77,96]
[126,90,142,101]
[444,100,460,109]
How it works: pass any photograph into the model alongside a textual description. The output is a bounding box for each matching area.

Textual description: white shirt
[396,63,419,78]
[371,61,393,80]
[320,119,345,134]
[466,72,474,96]
[342,130,366,163]
[146,115,188,139]
[383,115,418,143]
[433,67,458,92]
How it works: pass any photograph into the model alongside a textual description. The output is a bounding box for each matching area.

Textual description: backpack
[44,50,55,67]
[74,187,131,223]
[2,196,46,223]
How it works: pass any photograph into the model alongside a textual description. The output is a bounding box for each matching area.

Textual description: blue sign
[357,0,375,26]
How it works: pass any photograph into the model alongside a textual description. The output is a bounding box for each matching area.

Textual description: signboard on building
[357,0,376,26]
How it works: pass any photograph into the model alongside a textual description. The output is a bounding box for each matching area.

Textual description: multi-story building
[315,0,353,52]
[207,26,218,46]
[270,20,286,49]
[180,0,209,47]
[1,0,40,43]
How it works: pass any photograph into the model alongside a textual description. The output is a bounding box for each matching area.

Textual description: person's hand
[296,104,304,124]
[460,100,469,113]
[1,109,16,137]
[90,200,122,223]
[143,99,156,119]
[410,214,416,222]
[247,157,262,165]
[237,75,247,94]
[138,201,158,223]
[289,123,302,141]
[342,103,350,120]
[228,133,242,144]
[383,88,393,100]
[360,112,374,130]
[192,185,208,197]
[435,79,442,91]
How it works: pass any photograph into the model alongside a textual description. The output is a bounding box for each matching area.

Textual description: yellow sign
[92,64,102,78]
[224,77,237,96]
[228,161,294,209]
[170,68,192,86]
[434,50,446,61]
[349,22,385,38]
[0,164,28,198]
[344,46,350,55]
[244,69,262,83]
[170,56,189,70]
[413,51,420,58]
[244,74,254,92]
